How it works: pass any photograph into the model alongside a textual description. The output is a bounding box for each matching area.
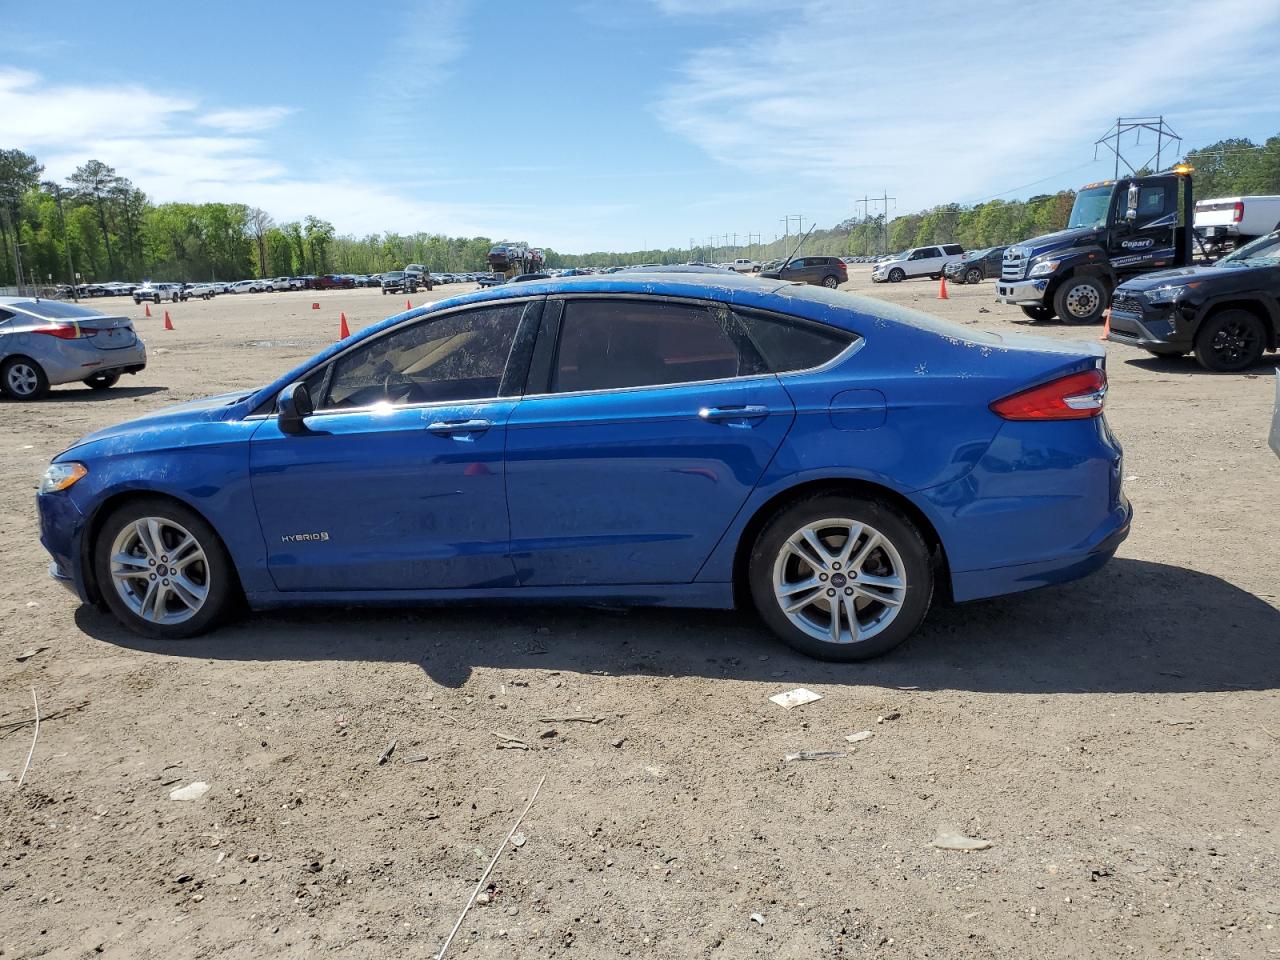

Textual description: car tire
[748,494,934,662]
[1,356,50,400]
[94,497,238,640]
[821,275,840,289]
[965,268,983,285]
[1193,309,1267,372]
[888,268,904,283]
[1020,305,1054,321]
[84,371,120,390]
[1053,276,1107,325]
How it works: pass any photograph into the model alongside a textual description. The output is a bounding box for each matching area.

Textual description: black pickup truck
[1107,231,1280,371]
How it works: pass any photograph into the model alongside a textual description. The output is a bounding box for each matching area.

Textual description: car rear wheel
[821,275,840,289]
[965,267,983,284]
[888,268,904,283]
[94,498,237,639]
[1020,305,1054,321]
[748,495,934,661]
[2,356,50,400]
[84,371,120,390]
[1194,309,1266,372]
[1054,276,1107,325]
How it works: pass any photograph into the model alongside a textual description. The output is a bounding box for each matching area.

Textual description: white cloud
[198,107,293,132]
[654,0,1280,211]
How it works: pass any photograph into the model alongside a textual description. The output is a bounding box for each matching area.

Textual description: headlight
[1028,259,1060,277]
[1146,284,1190,305]
[39,462,87,494]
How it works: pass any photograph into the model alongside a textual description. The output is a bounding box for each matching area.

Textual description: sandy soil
[1,273,1277,959]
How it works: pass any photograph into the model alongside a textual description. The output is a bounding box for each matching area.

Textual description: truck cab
[995,167,1194,324]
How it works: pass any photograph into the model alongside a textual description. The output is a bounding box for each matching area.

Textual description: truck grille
[1001,248,1026,281]
[1110,291,1143,315]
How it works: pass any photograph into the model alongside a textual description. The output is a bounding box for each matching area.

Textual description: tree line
[3,132,1278,286]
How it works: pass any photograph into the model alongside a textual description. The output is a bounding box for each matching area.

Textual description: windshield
[1067,186,1114,229]
[1220,232,1280,265]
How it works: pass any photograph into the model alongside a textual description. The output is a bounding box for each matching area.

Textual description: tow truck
[995,164,1195,324]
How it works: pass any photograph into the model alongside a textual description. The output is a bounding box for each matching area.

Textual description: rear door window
[735,309,856,373]
[549,299,762,393]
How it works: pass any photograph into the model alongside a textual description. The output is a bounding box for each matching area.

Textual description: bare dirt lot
[2,273,1277,959]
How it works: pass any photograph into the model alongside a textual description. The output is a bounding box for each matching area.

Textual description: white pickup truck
[728,258,760,273]
[1194,196,1280,250]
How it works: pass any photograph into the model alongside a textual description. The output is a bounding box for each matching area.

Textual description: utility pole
[874,191,896,254]
[1094,116,1181,177]
[43,181,78,300]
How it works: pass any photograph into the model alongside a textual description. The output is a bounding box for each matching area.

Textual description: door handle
[427,418,493,435]
[699,405,769,421]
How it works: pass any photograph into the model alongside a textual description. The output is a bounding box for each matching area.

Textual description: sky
[4,0,1280,254]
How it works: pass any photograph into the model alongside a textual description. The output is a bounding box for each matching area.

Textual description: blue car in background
[36,274,1130,660]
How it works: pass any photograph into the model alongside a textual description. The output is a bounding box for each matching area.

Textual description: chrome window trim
[244,292,867,419]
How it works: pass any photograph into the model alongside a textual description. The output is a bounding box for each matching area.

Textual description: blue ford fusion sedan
[37,274,1130,660]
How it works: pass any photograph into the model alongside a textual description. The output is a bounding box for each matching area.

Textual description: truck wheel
[888,268,904,283]
[965,267,983,284]
[1054,277,1106,325]
[1020,305,1054,321]
[1194,309,1266,372]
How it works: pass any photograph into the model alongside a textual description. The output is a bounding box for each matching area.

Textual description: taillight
[32,324,99,340]
[1233,201,1244,223]
[990,368,1107,420]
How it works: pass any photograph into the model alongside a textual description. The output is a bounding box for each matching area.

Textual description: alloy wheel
[109,517,211,624]
[5,362,39,397]
[772,517,907,644]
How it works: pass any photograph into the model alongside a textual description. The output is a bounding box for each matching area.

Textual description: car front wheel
[965,268,983,284]
[2,356,50,400]
[94,499,237,639]
[748,495,934,661]
[1194,309,1266,372]
[888,268,904,283]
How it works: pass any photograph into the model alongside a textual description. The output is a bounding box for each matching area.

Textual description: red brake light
[32,324,99,340]
[990,368,1107,420]
[1233,201,1244,223]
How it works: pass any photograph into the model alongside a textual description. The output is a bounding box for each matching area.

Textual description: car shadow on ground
[6,385,169,403]
[1123,354,1280,375]
[79,558,1279,694]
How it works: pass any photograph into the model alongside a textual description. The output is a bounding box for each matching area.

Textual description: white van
[871,244,965,283]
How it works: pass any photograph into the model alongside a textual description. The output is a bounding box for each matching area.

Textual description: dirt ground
[1,271,1277,959]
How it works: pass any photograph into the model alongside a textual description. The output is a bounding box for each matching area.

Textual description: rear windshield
[8,299,111,320]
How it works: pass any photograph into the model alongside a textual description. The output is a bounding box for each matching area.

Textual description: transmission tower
[1094,117,1182,178]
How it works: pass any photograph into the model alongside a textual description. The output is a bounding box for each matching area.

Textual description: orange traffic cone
[311,302,320,310]
[937,275,949,300]
[144,302,151,317]
[339,312,351,339]
[163,311,174,331]
[405,298,412,311]
[1099,308,1111,342]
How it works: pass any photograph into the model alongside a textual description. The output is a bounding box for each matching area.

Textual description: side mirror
[1125,182,1140,222]
[277,381,314,435]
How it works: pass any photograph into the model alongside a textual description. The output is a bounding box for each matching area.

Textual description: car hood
[61,391,250,454]
[1116,262,1275,290]
[1013,226,1102,259]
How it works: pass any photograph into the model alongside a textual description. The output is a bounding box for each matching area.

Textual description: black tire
[747,494,934,661]
[888,268,904,283]
[1053,276,1107,325]
[1193,309,1267,372]
[930,273,941,281]
[821,275,840,289]
[1,356,50,400]
[84,371,120,390]
[93,497,238,639]
[1020,305,1054,321]
[965,267,983,285]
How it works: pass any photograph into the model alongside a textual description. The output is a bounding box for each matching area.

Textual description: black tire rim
[1210,319,1261,367]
